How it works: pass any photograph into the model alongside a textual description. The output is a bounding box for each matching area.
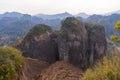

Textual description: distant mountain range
[104,10,120,16]
[0,12,23,19]
[0,10,120,46]
[36,12,73,20]
[75,13,90,19]
[0,10,120,20]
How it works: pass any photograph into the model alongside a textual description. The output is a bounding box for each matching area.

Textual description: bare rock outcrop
[85,23,107,66]
[17,17,107,69]
[57,17,88,68]
[17,24,58,63]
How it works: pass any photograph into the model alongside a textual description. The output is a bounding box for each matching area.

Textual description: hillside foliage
[0,46,24,80]
[61,17,83,34]
[83,55,120,80]
[25,24,52,40]
[110,20,120,42]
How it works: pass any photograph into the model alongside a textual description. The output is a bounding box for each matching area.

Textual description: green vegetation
[61,17,83,34]
[0,46,24,80]
[26,24,52,39]
[85,23,104,34]
[114,20,120,30]
[83,56,120,80]
[83,20,120,80]
[85,22,105,41]
[110,20,120,42]
[84,22,119,79]
[110,35,120,42]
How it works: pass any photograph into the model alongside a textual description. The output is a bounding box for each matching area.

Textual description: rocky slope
[36,61,83,80]
[19,58,49,80]
[17,17,106,69]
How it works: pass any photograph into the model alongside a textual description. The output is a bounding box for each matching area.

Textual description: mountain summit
[35,12,72,20]
[0,12,23,19]
[76,13,90,19]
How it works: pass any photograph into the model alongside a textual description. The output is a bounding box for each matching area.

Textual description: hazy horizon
[0,0,120,15]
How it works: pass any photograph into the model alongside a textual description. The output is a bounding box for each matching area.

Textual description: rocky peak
[17,17,106,69]
[61,17,85,34]
[85,23,107,66]
[58,17,88,68]
[25,24,52,39]
[17,24,58,63]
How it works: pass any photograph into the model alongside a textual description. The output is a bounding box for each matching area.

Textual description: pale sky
[0,0,120,15]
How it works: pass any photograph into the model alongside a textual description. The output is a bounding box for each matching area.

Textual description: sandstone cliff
[85,23,107,67]
[57,17,88,68]
[17,24,58,63]
[17,17,106,69]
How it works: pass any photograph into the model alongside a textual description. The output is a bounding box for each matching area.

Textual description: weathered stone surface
[57,17,88,68]
[17,17,107,69]
[17,24,58,63]
[85,23,107,66]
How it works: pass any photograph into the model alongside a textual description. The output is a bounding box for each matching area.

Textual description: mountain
[86,14,120,37]
[0,13,61,46]
[35,12,73,20]
[0,12,23,19]
[76,13,90,19]
[0,11,120,46]
[0,11,119,80]
[104,10,120,16]
[17,17,106,69]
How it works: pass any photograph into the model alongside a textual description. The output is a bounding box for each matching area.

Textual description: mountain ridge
[0,10,120,46]
[0,10,120,19]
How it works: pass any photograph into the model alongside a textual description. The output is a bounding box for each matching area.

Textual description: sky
[0,0,120,15]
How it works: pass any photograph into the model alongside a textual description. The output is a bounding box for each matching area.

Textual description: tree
[0,46,24,80]
[110,20,120,42]
[114,20,120,30]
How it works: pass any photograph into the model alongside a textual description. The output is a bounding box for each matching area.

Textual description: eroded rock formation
[57,17,88,68]
[17,17,107,69]
[85,23,107,67]
[17,24,58,63]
